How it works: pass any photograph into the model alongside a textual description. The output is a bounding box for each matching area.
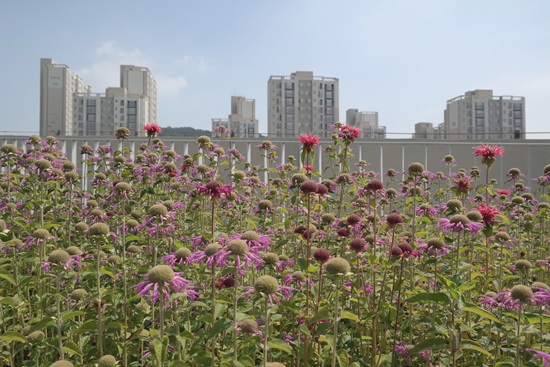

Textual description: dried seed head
[386,212,404,228]
[197,136,211,145]
[66,246,82,256]
[98,354,117,367]
[511,196,524,205]
[494,232,510,242]
[365,179,384,192]
[266,363,286,367]
[350,238,367,253]
[510,284,533,303]
[48,250,70,264]
[408,162,425,175]
[115,182,132,193]
[89,223,110,236]
[176,248,192,260]
[292,271,307,282]
[444,155,454,163]
[227,239,248,256]
[427,238,445,249]
[346,214,361,225]
[515,260,532,271]
[35,159,52,171]
[300,180,318,194]
[233,170,246,180]
[204,242,222,257]
[91,209,104,218]
[26,330,45,343]
[148,265,175,283]
[262,252,279,265]
[71,289,88,301]
[313,248,331,263]
[254,275,279,295]
[241,231,260,242]
[466,211,483,222]
[450,214,470,226]
[240,319,258,333]
[322,213,336,224]
[33,228,50,239]
[390,246,403,258]
[325,257,351,275]
[258,200,273,211]
[127,245,140,254]
[49,361,74,367]
[149,204,168,216]
[446,199,463,211]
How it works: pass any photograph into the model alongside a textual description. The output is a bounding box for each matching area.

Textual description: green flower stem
[263,297,270,367]
[96,238,104,357]
[332,277,340,367]
[56,267,63,359]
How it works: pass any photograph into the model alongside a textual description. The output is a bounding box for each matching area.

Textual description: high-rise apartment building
[212,96,259,138]
[40,58,91,136]
[268,71,339,137]
[444,89,525,140]
[346,109,386,138]
[40,58,156,137]
[413,122,444,139]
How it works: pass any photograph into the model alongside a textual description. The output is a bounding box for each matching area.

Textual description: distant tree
[159,126,212,137]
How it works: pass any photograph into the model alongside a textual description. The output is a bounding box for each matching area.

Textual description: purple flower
[527,348,550,367]
[134,269,198,303]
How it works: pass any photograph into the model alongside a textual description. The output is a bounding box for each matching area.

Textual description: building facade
[444,89,525,140]
[268,71,339,138]
[40,58,156,137]
[413,122,445,139]
[212,96,259,138]
[346,109,386,138]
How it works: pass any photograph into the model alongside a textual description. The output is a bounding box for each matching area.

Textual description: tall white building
[40,58,156,137]
[444,89,525,140]
[40,58,91,136]
[346,109,386,139]
[268,71,339,137]
[212,96,259,138]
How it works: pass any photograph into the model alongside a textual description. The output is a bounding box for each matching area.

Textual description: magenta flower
[473,144,503,168]
[134,266,198,303]
[439,215,484,235]
[527,348,550,367]
[144,122,162,137]
[197,181,232,199]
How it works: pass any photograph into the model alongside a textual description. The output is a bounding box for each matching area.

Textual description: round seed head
[446,199,463,212]
[532,281,550,292]
[240,319,258,333]
[48,250,70,264]
[346,214,361,225]
[266,363,286,367]
[197,136,211,145]
[66,246,82,256]
[511,196,524,205]
[148,265,175,283]
[390,246,403,258]
[175,248,192,260]
[258,200,273,211]
[314,248,331,263]
[71,289,88,301]
[262,252,279,265]
[127,245,140,253]
[91,209,104,218]
[204,242,222,257]
[544,164,550,174]
[115,182,132,193]
[1,144,17,154]
[292,271,307,282]
[126,219,139,229]
[444,155,454,163]
[322,213,336,224]
[26,330,45,343]
[515,260,532,271]
[365,179,384,192]
[233,170,246,180]
[325,257,351,275]
[427,238,445,249]
[510,284,533,303]
[300,180,318,194]
[466,211,483,222]
[149,203,168,216]
[49,361,74,367]
[98,354,117,367]
[508,167,521,176]
[89,223,110,236]
[408,186,423,196]
[386,212,404,228]
[398,242,414,254]
[72,222,88,233]
[0,220,5,232]
[241,231,260,242]
[385,188,398,198]
[408,162,425,175]
[254,275,279,294]
[227,239,248,256]
[197,164,210,173]
[521,193,534,202]
[450,214,470,226]
[350,238,367,253]
[35,159,52,171]
[33,229,50,239]
[108,255,121,264]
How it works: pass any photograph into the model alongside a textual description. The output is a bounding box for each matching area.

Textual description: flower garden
[1,123,550,367]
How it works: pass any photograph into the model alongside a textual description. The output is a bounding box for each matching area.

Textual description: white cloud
[76,41,188,98]
[175,55,214,72]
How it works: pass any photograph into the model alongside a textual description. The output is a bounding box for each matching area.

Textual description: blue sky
[2,0,550,138]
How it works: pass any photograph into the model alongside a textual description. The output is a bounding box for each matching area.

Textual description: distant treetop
[160,126,211,137]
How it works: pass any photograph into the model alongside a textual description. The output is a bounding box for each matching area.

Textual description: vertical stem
[517,306,522,367]
[263,297,269,367]
[332,278,340,367]
[56,268,64,359]
[96,239,103,357]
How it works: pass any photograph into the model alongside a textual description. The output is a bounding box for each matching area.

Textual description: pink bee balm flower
[338,125,361,141]
[144,122,162,137]
[299,133,320,152]
[476,203,500,226]
[473,144,503,168]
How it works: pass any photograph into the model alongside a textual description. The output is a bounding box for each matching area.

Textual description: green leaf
[268,338,292,354]
[406,292,450,305]
[62,341,83,356]
[409,338,447,354]
[154,336,169,367]
[61,310,85,322]
[0,272,15,286]
[100,267,115,279]
[461,340,492,357]
[299,324,311,336]
[310,307,331,324]
[29,317,55,333]
[337,349,349,367]
[0,331,27,343]
[340,311,359,323]
[436,274,456,290]
[462,306,501,324]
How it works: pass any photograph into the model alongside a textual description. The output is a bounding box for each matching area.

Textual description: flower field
[1,125,550,367]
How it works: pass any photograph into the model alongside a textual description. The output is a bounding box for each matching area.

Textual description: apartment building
[346,109,386,139]
[40,58,156,137]
[268,71,339,137]
[444,89,525,140]
[212,96,259,138]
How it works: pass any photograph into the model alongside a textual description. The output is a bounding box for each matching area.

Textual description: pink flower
[144,123,162,137]
[476,203,499,226]
[338,125,361,141]
[299,134,320,152]
[197,181,232,199]
[473,144,503,168]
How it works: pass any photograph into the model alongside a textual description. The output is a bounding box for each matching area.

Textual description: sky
[1,0,550,138]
